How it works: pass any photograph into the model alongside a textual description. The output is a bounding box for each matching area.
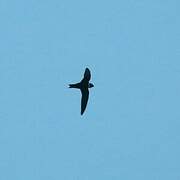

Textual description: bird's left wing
[80,89,89,115]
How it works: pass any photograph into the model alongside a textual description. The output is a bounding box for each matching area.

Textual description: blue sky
[0,0,180,179]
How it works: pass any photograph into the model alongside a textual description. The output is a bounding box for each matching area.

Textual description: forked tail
[69,83,81,89]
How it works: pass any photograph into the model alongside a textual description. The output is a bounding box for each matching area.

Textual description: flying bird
[69,68,94,115]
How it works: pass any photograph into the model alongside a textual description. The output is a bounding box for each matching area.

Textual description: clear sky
[0,0,180,179]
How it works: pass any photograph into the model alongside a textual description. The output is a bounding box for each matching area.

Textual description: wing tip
[85,67,90,72]
[81,110,84,115]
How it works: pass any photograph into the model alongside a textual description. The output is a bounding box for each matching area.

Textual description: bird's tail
[69,83,81,89]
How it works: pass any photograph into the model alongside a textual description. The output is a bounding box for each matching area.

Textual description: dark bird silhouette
[69,68,94,115]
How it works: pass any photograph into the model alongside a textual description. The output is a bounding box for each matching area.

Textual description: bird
[69,68,94,115]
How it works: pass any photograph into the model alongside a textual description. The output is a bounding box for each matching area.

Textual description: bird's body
[69,68,94,115]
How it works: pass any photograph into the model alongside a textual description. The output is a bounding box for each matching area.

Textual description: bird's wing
[80,89,89,115]
[83,68,91,81]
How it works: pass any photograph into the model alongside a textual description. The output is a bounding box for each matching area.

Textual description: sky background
[0,0,180,179]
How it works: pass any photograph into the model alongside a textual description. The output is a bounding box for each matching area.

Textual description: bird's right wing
[80,89,89,115]
[83,68,91,81]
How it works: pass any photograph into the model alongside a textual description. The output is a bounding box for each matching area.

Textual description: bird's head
[88,83,94,88]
